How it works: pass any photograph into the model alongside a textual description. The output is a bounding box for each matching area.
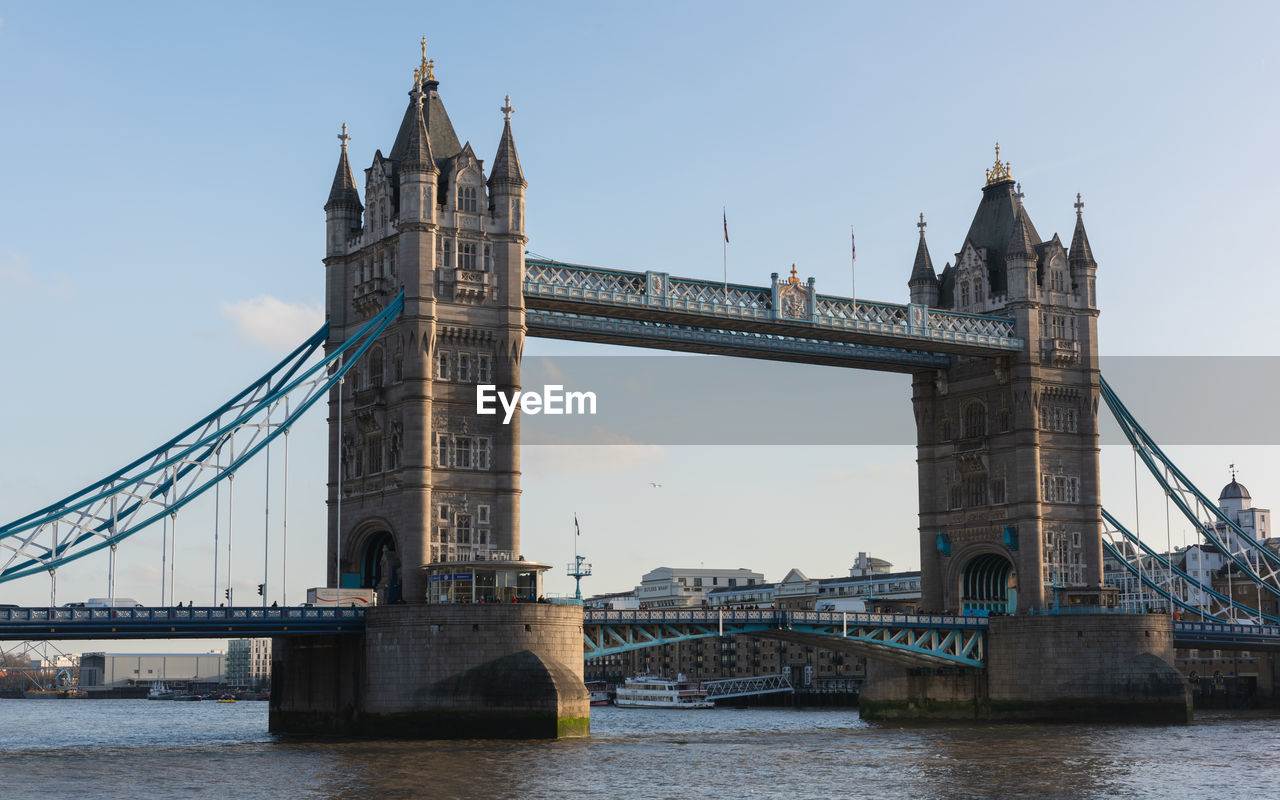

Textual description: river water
[0,700,1274,799]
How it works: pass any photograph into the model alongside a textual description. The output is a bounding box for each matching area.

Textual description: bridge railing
[583,609,987,629]
[525,260,1020,348]
[1174,620,1280,638]
[0,606,366,623]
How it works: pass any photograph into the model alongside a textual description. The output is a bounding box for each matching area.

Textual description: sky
[1,2,1279,651]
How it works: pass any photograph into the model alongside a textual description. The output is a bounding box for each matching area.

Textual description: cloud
[220,295,324,349]
[0,251,73,305]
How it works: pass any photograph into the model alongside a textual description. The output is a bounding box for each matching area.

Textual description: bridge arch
[954,550,1016,615]
[351,520,401,603]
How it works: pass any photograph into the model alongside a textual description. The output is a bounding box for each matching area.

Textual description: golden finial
[419,36,435,82]
[789,263,799,284]
[413,67,421,86]
[984,141,1012,186]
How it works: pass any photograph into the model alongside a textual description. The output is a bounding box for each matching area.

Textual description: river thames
[0,701,1275,799]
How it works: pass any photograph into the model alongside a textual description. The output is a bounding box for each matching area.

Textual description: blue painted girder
[583,609,987,668]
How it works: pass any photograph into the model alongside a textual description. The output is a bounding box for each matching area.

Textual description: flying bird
[649,482,662,488]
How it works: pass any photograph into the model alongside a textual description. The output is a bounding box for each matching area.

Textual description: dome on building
[1220,478,1251,502]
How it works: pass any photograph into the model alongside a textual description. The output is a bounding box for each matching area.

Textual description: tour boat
[147,682,175,700]
[586,681,610,707]
[613,674,714,709]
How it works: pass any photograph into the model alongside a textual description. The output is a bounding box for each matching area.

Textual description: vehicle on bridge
[69,598,143,608]
[814,598,869,613]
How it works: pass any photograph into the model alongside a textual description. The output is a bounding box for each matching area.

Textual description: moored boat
[614,673,713,709]
[147,682,175,700]
[586,681,610,707]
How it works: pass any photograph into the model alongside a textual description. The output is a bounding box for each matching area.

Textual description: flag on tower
[851,229,856,262]
[575,514,580,536]
[723,211,729,244]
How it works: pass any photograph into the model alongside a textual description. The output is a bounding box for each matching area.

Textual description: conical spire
[909,213,937,284]
[401,72,437,173]
[1006,183,1037,259]
[489,95,526,189]
[1068,193,1097,269]
[326,123,363,210]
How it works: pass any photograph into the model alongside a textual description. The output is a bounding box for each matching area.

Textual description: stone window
[966,475,987,507]
[962,402,987,438]
[437,351,450,380]
[441,239,453,268]
[435,433,450,468]
[991,478,1006,505]
[998,408,1011,432]
[941,418,953,442]
[459,185,478,212]
[483,244,493,271]
[960,281,970,307]
[366,436,382,474]
[949,484,963,509]
[460,242,478,270]
[456,514,473,544]
[477,354,492,383]
[455,436,473,469]
[477,505,490,525]
[475,436,491,470]
[457,353,470,383]
[368,347,384,388]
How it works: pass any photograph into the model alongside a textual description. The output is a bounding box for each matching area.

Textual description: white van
[83,598,144,608]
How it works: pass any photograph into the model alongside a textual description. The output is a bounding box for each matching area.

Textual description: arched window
[960,281,970,307]
[963,401,987,438]
[459,185,478,212]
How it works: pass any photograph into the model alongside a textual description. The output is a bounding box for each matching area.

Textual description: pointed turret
[401,74,437,173]
[398,70,439,226]
[1068,193,1097,269]
[1002,179,1042,303]
[489,95,526,190]
[325,124,363,257]
[1006,188,1037,259]
[908,213,939,306]
[489,96,526,239]
[326,123,363,211]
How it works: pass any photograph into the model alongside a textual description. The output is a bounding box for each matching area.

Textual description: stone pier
[270,604,589,738]
[859,613,1191,723]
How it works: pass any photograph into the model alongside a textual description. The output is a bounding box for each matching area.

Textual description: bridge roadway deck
[584,609,990,668]
[0,606,365,639]
[523,259,1023,372]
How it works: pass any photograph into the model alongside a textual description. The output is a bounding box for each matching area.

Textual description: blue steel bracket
[1002,525,1018,551]
[937,532,952,556]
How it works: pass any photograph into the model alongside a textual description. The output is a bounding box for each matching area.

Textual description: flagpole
[723,207,729,304]
[850,226,857,317]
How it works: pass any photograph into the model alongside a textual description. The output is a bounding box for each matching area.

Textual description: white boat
[614,673,714,709]
[147,681,175,700]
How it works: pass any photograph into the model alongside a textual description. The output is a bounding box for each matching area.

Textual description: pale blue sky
[1,2,1278,640]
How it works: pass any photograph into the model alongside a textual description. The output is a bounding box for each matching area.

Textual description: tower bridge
[6,43,1262,735]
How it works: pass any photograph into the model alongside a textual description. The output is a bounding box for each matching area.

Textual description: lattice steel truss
[0,294,404,583]
[582,609,987,668]
[524,258,1020,352]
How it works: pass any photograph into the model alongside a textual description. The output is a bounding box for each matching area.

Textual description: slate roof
[909,229,937,285]
[389,79,463,171]
[326,145,362,210]
[489,118,526,189]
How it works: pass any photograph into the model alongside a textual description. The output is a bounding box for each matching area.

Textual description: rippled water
[1,700,1275,799]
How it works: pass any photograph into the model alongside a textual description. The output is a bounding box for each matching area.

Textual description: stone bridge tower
[909,148,1105,614]
[322,51,527,604]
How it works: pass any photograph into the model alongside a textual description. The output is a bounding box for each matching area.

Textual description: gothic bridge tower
[322,50,527,605]
[909,148,1103,614]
